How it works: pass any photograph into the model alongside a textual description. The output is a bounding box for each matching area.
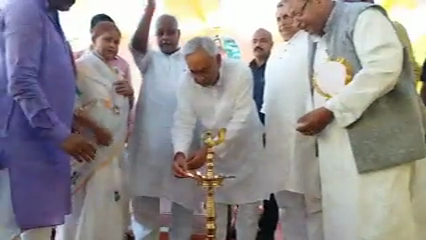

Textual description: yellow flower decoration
[312,57,353,99]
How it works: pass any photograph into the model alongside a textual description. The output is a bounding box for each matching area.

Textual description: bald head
[253,28,273,42]
[155,14,180,54]
[156,14,178,29]
[252,28,273,61]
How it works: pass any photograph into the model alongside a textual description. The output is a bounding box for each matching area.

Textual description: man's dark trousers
[256,194,279,240]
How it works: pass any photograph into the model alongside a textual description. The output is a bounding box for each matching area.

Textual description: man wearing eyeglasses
[279,0,426,239]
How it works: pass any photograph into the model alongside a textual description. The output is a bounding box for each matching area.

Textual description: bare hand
[147,0,156,9]
[114,81,134,97]
[61,134,96,162]
[172,152,189,178]
[296,107,334,136]
[71,121,83,134]
[187,147,208,170]
[93,126,113,146]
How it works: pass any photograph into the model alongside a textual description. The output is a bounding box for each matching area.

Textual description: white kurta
[127,48,200,209]
[264,31,323,240]
[314,8,425,240]
[263,31,321,204]
[172,59,269,205]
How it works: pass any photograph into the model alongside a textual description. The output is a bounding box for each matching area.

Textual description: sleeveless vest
[310,1,426,173]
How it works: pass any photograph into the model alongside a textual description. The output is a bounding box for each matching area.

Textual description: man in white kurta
[263,2,323,240]
[127,1,197,239]
[171,36,269,240]
[283,0,426,239]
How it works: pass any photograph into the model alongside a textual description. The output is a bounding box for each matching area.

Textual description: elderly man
[280,0,426,239]
[263,2,323,240]
[127,0,197,239]
[172,36,269,240]
[0,0,97,239]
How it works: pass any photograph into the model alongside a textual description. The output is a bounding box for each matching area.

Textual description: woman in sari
[56,22,134,240]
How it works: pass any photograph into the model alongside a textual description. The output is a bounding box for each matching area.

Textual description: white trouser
[277,191,323,240]
[55,186,85,240]
[216,202,260,240]
[131,196,193,240]
[0,170,53,240]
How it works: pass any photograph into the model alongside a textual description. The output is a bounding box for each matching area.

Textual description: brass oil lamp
[187,128,234,240]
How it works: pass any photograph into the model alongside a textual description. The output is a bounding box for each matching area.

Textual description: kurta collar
[162,48,182,58]
[214,64,225,87]
[323,1,340,35]
[288,30,304,42]
[249,59,267,69]
[281,30,305,46]
[275,31,306,53]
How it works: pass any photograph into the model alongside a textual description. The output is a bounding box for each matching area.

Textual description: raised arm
[4,4,69,144]
[131,0,155,55]
[324,8,403,127]
[129,0,155,73]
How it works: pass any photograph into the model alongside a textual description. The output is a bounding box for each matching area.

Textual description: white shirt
[172,59,270,204]
[127,47,200,206]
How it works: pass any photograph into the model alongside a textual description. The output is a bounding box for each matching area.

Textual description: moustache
[254,47,264,52]
[160,40,172,45]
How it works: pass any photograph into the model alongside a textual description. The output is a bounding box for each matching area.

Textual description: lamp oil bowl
[186,128,234,240]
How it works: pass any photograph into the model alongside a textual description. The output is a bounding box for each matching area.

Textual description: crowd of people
[1,0,426,240]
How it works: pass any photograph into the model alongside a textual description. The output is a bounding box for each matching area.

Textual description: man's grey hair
[182,36,219,57]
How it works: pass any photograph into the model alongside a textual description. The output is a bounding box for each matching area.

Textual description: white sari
[56,51,130,240]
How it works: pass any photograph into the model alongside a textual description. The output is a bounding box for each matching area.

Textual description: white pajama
[19,228,53,240]
[0,170,53,240]
[215,202,260,240]
[276,191,323,240]
[131,196,193,240]
[55,186,84,240]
